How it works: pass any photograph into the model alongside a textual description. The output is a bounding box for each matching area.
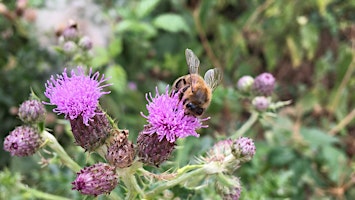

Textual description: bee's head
[186,102,204,116]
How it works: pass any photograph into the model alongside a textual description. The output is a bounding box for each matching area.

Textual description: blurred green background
[1,0,354,199]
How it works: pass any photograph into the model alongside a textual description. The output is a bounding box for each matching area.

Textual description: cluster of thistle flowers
[200,137,256,200]
[237,72,276,112]
[57,20,93,54]
[3,99,46,157]
[42,67,138,196]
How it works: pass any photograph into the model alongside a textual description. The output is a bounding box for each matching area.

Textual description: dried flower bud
[232,137,256,161]
[79,36,93,50]
[18,100,46,123]
[72,163,118,196]
[252,96,270,111]
[252,72,275,96]
[205,139,233,163]
[137,127,175,166]
[70,110,112,151]
[237,76,254,93]
[106,130,135,168]
[3,126,41,157]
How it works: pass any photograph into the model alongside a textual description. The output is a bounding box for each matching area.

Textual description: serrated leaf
[136,0,161,19]
[321,145,347,183]
[300,128,339,148]
[105,65,127,94]
[153,14,189,33]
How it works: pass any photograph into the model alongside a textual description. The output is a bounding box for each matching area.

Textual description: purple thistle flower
[233,137,256,159]
[3,126,41,157]
[72,162,118,196]
[44,67,111,126]
[141,87,208,143]
[252,96,270,111]
[252,72,275,96]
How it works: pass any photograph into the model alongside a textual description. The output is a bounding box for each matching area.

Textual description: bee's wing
[204,68,223,91]
[185,48,200,74]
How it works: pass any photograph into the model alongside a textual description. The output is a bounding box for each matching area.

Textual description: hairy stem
[145,167,205,199]
[41,130,81,172]
[232,111,259,139]
[18,183,71,200]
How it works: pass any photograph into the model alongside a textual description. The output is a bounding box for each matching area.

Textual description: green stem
[232,112,259,139]
[145,167,205,199]
[118,162,144,200]
[18,183,71,200]
[41,130,81,172]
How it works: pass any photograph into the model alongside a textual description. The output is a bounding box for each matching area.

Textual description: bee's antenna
[190,73,194,93]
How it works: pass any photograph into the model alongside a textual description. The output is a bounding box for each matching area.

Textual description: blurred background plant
[1,0,354,199]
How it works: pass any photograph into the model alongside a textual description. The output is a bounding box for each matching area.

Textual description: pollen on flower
[141,87,208,143]
[44,67,111,126]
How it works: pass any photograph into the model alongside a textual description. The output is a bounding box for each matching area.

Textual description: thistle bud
[79,36,93,50]
[62,27,78,41]
[237,76,254,93]
[216,176,242,200]
[63,41,77,54]
[106,130,135,168]
[72,162,118,196]
[232,137,256,161]
[3,125,41,157]
[70,110,112,152]
[18,99,46,123]
[252,96,270,111]
[252,72,275,96]
[137,127,175,166]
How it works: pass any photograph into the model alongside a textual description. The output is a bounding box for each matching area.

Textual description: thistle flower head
[106,130,135,168]
[216,175,242,200]
[3,125,41,157]
[72,163,118,196]
[141,87,208,143]
[252,96,270,111]
[18,99,46,123]
[237,75,254,93]
[137,128,175,166]
[79,36,93,50]
[205,139,233,163]
[44,67,111,126]
[252,72,275,96]
[233,137,256,160]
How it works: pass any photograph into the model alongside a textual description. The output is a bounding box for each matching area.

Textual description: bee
[172,49,222,117]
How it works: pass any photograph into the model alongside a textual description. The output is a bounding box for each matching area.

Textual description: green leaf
[153,14,190,33]
[136,0,161,19]
[105,65,127,94]
[91,47,110,67]
[300,128,339,148]
[116,20,157,38]
[320,145,347,183]
[268,147,296,167]
[108,37,123,57]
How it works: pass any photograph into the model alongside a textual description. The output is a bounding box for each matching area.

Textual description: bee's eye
[186,102,196,110]
[195,107,203,115]
[186,103,204,116]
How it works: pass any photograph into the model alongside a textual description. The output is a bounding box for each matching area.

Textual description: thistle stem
[41,130,81,172]
[118,162,144,200]
[145,167,205,199]
[18,183,71,200]
[232,111,259,139]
